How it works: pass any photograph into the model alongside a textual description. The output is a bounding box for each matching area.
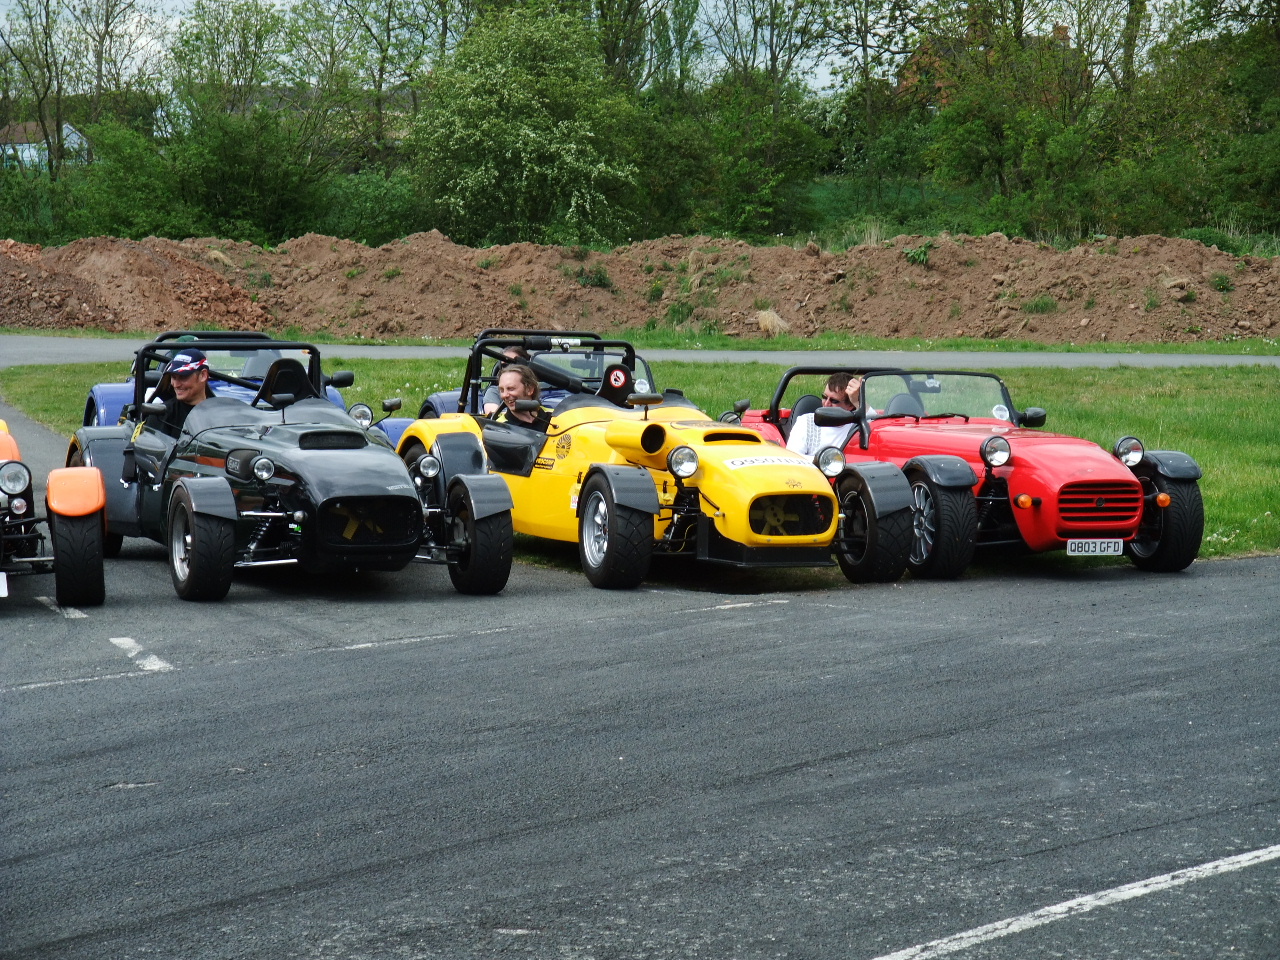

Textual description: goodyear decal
[534,457,555,471]
[724,455,801,470]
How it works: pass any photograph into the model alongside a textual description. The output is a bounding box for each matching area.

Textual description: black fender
[447,473,513,521]
[432,431,487,482]
[71,427,141,536]
[173,476,238,521]
[902,454,978,489]
[1134,450,1202,481]
[839,461,913,517]
[579,465,660,516]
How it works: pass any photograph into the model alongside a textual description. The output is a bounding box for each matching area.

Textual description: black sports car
[68,336,514,600]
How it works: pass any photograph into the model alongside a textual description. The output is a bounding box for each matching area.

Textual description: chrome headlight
[415,454,441,479]
[252,456,276,481]
[349,403,374,428]
[0,460,32,495]
[667,446,699,479]
[981,435,1011,468]
[1113,436,1144,467]
[815,446,846,478]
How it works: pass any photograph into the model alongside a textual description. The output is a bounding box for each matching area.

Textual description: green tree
[408,8,642,245]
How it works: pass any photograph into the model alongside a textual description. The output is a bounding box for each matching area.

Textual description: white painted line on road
[110,637,175,672]
[869,842,1280,960]
[344,633,458,650]
[35,596,88,618]
[4,671,145,692]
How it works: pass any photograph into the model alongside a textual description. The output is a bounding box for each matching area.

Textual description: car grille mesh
[1058,481,1143,524]
[748,494,834,537]
[318,497,420,546]
[300,430,367,450]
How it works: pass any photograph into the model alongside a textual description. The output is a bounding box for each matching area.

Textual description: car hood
[869,419,1133,482]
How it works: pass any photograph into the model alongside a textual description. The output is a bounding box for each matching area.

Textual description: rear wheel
[834,477,911,583]
[51,510,106,607]
[906,473,976,580]
[578,475,652,589]
[446,485,513,595]
[168,488,235,601]
[1126,476,1204,572]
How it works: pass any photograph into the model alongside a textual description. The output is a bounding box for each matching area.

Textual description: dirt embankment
[1,231,1276,344]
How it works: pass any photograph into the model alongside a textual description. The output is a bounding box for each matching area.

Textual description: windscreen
[863,372,1015,421]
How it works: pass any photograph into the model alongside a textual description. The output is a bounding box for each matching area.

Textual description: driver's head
[823,372,857,410]
[498,365,539,409]
[166,349,211,405]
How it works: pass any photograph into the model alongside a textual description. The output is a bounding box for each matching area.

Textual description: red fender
[45,466,106,518]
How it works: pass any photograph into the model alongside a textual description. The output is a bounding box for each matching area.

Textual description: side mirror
[813,407,856,427]
[1020,407,1047,428]
[733,399,750,415]
[328,370,355,389]
[382,398,403,413]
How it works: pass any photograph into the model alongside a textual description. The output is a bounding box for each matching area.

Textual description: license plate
[1067,539,1124,556]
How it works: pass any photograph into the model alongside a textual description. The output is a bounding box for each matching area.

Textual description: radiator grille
[1058,480,1143,524]
[318,497,420,546]
[748,494,834,537]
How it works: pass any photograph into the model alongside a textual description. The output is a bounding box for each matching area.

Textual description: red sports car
[735,366,1204,579]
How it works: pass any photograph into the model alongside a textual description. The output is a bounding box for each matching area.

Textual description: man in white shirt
[786,372,861,457]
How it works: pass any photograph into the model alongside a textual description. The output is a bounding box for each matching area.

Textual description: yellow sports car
[393,335,914,588]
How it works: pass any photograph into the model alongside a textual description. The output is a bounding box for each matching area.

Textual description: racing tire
[906,472,976,580]
[416,401,439,420]
[834,477,911,584]
[167,488,235,601]
[445,485,513,596]
[1125,476,1204,572]
[578,475,652,589]
[400,441,426,469]
[50,510,106,607]
[68,445,124,557]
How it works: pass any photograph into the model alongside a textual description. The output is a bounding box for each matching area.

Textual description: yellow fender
[45,466,106,518]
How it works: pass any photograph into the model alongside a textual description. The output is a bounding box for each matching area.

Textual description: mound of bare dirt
[1,231,1276,344]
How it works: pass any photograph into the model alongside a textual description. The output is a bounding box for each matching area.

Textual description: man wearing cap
[146,349,216,438]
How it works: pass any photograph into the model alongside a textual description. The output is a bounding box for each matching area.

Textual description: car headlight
[981,435,1011,468]
[1113,436,1144,467]
[815,446,845,478]
[415,454,441,479]
[349,403,374,428]
[252,456,276,481]
[0,460,32,496]
[667,446,699,479]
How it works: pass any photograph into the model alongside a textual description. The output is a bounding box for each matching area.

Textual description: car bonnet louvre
[299,430,367,450]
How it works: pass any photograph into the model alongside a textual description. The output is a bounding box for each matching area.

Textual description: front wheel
[51,510,106,607]
[906,473,976,580]
[446,485,513,595]
[578,476,652,589]
[1126,477,1204,572]
[834,477,911,583]
[168,488,235,601]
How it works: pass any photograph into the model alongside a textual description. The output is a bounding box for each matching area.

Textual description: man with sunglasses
[786,372,862,457]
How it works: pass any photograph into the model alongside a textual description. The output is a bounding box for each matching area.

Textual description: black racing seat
[252,358,320,408]
[596,363,634,407]
[784,394,822,438]
[885,392,926,417]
